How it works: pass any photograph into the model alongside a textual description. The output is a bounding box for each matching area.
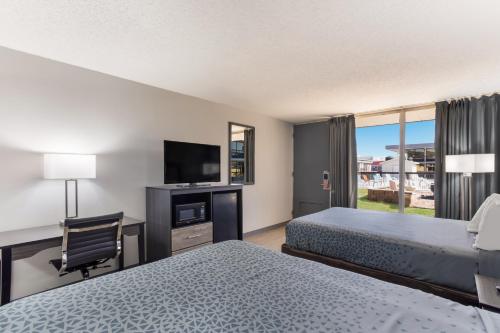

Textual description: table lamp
[43,153,96,218]
[445,154,495,219]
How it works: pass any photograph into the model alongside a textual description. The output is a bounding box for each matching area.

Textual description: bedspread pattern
[286,207,483,292]
[1,240,499,332]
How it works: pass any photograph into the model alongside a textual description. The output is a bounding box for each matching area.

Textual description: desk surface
[0,217,144,249]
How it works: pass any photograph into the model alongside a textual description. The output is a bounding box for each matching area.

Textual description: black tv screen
[164,140,221,184]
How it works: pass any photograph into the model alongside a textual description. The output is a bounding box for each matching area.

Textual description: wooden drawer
[172,242,212,256]
[171,222,213,252]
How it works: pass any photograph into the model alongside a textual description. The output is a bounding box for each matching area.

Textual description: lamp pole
[460,173,472,220]
[65,179,78,218]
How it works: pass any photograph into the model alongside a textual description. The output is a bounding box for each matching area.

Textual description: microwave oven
[174,202,207,227]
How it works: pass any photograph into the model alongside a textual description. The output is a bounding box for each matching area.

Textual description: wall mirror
[229,122,255,185]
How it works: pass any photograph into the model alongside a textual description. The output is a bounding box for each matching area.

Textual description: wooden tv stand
[145,185,243,262]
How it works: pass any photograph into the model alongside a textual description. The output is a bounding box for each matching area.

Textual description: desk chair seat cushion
[50,258,109,277]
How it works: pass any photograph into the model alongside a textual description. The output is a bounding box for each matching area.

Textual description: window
[356,116,400,214]
[404,117,435,216]
[356,107,435,216]
[229,122,255,185]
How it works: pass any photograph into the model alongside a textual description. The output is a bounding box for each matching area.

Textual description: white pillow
[467,193,499,233]
[474,194,500,250]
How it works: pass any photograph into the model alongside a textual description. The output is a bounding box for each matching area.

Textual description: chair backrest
[61,212,124,271]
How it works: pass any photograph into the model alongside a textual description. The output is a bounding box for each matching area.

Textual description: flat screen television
[164,140,221,184]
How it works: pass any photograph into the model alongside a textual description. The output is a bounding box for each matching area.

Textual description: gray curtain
[330,115,358,208]
[243,128,255,184]
[435,94,500,220]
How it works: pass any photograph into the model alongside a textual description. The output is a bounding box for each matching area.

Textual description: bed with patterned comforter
[286,207,500,294]
[1,240,499,332]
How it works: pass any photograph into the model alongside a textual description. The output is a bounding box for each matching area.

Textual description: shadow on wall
[10,235,139,300]
[11,247,88,300]
[0,145,57,231]
[0,141,158,231]
[76,139,169,220]
[0,145,143,300]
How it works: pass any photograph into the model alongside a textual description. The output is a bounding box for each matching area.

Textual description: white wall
[0,46,293,299]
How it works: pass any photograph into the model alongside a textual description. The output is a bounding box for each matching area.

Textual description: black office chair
[50,212,124,280]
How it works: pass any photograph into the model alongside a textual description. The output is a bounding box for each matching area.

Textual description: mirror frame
[228,122,255,185]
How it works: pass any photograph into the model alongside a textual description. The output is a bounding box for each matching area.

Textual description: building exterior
[380,158,418,173]
[385,143,435,172]
[371,160,383,172]
[357,156,373,172]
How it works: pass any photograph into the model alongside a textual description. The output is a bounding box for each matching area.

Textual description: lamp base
[59,216,78,226]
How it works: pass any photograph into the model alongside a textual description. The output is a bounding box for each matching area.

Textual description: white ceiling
[1,1,500,123]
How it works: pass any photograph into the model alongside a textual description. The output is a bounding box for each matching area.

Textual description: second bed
[283,207,500,304]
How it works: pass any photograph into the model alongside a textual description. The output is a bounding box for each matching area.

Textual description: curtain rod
[355,90,500,119]
[295,90,500,125]
[294,113,353,125]
[331,113,354,118]
[296,103,435,125]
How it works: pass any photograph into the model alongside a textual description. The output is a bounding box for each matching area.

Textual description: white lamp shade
[445,154,495,174]
[44,154,96,179]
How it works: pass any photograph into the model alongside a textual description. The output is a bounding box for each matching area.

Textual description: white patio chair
[373,174,384,188]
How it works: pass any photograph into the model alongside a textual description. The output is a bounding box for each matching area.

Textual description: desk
[0,216,145,305]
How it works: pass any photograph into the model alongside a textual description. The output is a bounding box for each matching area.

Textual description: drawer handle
[186,234,202,239]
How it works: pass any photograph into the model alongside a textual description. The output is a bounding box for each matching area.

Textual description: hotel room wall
[0,46,293,299]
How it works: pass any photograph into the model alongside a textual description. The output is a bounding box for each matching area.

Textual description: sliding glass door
[357,116,400,213]
[356,108,435,216]
[404,113,435,216]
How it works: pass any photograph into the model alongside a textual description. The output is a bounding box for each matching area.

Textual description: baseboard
[243,220,290,238]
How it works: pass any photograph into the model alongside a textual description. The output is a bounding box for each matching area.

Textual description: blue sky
[356,120,435,158]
